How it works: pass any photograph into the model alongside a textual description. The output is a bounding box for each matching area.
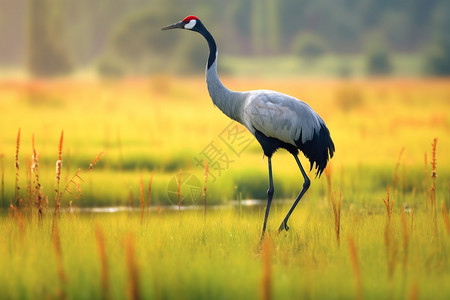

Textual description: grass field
[0,76,449,299]
[1,206,449,300]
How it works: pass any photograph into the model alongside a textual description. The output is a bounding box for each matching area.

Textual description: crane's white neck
[206,53,246,123]
[194,22,246,123]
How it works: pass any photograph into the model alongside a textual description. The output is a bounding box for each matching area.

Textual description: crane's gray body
[206,56,333,176]
[208,58,322,144]
[243,90,323,146]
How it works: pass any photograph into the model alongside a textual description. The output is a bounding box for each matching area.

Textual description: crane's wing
[243,90,321,145]
[243,90,334,176]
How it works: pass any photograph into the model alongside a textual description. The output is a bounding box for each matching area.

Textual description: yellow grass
[3,76,444,299]
[0,77,448,169]
[0,76,448,209]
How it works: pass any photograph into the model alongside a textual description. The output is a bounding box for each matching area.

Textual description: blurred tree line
[0,0,448,76]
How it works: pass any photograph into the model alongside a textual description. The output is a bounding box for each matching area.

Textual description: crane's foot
[278,220,289,233]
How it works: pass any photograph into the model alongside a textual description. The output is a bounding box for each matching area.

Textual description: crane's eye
[184,19,197,30]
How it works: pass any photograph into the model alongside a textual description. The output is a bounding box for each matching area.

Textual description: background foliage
[1,0,449,76]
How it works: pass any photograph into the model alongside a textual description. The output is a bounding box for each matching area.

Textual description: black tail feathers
[295,123,335,178]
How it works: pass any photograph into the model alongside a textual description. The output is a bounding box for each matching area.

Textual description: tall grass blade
[401,204,409,276]
[382,185,394,221]
[52,223,67,299]
[331,191,342,246]
[54,130,64,216]
[429,138,438,236]
[348,236,363,300]
[31,134,44,222]
[95,224,110,300]
[442,202,450,235]
[52,131,64,235]
[261,236,272,300]
[125,233,140,300]
[14,128,21,209]
[408,282,419,300]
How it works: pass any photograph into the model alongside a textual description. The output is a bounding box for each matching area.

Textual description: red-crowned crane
[162,16,335,241]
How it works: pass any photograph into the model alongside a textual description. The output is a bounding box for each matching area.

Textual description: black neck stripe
[196,23,217,69]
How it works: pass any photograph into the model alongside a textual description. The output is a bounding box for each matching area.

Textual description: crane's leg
[278,155,310,232]
[260,156,274,243]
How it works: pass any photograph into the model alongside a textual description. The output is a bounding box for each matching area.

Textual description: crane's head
[161,16,201,32]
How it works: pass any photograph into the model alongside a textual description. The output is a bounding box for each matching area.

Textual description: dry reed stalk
[52,223,67,298]
[408,282,419,300]
[203,160,209,218]
[401,205,409,276]
[157,205,162,216]
[382,185,394,221]
[331,191,342,246]
[14,128,21,209]
[442,201,450,235]
[62,169,83,201]
[430,138,438,235]
[54,131,64,217]
[423,153,429,206]
[128,187,134,213]
[147,171,154,218]
[177,168,182,211]
[31,134,44,222]
[88,152,104,171]
[383,184,397,279]
[52,131,64,236]
[125,233,140,300]
[25,157,32,212]
[261,236,272,300]
[139,174,145,224]
[9,204,14,220]
[348,236,363,300]
[384,223,397,280]
[68,200,74,215]
[95,224,110,300]
[430,138,437,195]
[62,151,102,212]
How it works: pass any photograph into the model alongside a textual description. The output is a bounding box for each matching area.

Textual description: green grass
[221,53,426,77]
[1,203,449,300]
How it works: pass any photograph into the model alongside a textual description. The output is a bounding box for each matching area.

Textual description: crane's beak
[161,21,185,31]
